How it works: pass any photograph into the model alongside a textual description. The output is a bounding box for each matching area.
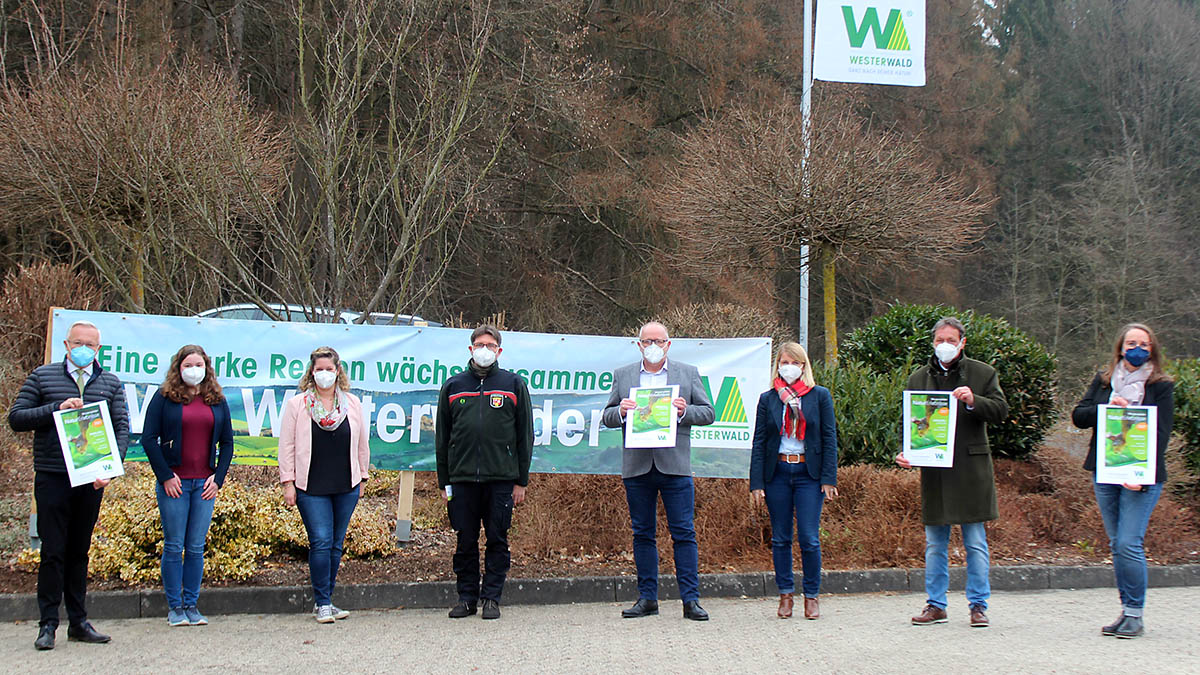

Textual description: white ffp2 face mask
[472,347,497,368]
[181,365,206,386]
[313,370,338,390]
[934,341,961,364]
[641,344,665,364]
[778,364,803,384]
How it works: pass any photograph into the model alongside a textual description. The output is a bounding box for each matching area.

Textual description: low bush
[841,304,1058,460]
[815,361,907,466]
[81,467,394,583]
[629,302,788,345]
[1166,358,1200,471]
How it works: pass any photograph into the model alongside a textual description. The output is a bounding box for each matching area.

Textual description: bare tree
[169,0,506,321]
[0,18,288,313]
[654,97,992,362]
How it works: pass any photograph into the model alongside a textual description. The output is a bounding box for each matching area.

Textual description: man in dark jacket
[435,325,533,620]
[9,320,129,650]
[896,317,1008,629]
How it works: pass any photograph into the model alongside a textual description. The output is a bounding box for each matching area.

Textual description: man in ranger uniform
[436,325,533,620]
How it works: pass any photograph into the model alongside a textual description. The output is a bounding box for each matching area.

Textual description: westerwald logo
[842,5,911,51]
[814,0,925,87]
[692,375,751,446]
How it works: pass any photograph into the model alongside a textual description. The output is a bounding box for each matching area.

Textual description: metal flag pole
[798,0,814,351]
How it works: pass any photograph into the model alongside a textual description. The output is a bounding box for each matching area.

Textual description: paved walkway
[2,587,1196,673]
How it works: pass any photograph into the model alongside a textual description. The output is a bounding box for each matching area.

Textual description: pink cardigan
[278,391,370,491]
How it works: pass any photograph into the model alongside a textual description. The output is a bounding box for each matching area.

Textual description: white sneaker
[313,603,349,620]
[315,605,336,624]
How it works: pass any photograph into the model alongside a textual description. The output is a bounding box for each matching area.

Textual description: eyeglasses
[472,343,499,350]
[639,339,668,347]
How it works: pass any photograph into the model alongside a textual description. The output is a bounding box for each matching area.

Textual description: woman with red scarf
[749,342,838,620]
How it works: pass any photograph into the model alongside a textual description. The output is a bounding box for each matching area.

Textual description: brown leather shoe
[969,604,989,628]
[911,604,948,625]
[777,593,793,619]
[803,596,820,620]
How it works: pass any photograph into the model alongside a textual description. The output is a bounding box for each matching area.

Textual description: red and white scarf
[774,377,811,440]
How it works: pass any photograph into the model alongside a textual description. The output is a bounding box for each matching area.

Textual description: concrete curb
[2,564,1198,622]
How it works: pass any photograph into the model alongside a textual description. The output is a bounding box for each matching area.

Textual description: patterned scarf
[774,376,812,440]
[1110,362,1152,406]
[305,389,348,431]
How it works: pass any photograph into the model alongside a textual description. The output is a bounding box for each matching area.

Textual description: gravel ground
[2,586,1196,673]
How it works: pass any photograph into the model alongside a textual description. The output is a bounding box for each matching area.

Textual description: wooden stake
[393,471,417,542]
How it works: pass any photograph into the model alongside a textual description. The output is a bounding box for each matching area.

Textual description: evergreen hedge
[839,304,1058,461]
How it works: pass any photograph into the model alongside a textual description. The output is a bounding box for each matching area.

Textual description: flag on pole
[814,0,926,87]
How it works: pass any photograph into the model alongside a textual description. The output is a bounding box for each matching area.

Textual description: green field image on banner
[909,395,950,450]
[1105,409,1150,467]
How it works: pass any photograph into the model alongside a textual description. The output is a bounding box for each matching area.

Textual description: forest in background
[0,0,1197,390]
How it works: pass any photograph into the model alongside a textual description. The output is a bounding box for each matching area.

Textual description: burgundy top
[177,397,215,480]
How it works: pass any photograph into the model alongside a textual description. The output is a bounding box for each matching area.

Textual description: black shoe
[621,598,659,618]
[683,601,709,621]
[67,621,110,644]
[481,599,501,620]
[448,601,478,619]
[1101,613,1126,636]
[1113,615,1144,639]
[34,625,55,651]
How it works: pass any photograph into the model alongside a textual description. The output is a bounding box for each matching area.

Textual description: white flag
[814,0,926,87]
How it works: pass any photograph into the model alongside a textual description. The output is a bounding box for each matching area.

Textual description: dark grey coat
[8,359,130,474]
[908,355,1008,526]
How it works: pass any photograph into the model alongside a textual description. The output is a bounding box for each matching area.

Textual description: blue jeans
[763,460,824,598]
[1094,480,1162,617]
[157,478,217,609]
[623,466,700,603]
[924,521,990,610]
[295,487,360,606]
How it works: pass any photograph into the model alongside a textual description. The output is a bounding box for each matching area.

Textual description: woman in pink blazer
[278,346,370,624]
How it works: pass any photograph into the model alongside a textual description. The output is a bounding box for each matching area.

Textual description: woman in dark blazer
[1072,323,1173,640]
[141,345,235,627]
[749,342,838,620]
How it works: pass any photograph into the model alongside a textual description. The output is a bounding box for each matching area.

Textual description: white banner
[814,0,926,87]
[49,309,771,478]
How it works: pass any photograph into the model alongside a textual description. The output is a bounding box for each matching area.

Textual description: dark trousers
[447,481,514,603]
[35,471,104,628]
[623,465,700,603]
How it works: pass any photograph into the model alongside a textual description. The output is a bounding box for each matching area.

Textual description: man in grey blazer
[602,321,715,621]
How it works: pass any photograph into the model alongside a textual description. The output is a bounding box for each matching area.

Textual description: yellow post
[394,471,416,542]
[823,253,838,365]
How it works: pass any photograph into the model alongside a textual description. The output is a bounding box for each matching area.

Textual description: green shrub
[815,361,908,466]
[1166,358,1200,471]
[841,304,1058,460]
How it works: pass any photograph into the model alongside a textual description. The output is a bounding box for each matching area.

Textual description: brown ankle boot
[804,596,820,619]
[777,593,794,618]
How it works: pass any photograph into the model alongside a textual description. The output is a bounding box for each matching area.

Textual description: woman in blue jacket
[141,345,235,627]
[750,342,838,620]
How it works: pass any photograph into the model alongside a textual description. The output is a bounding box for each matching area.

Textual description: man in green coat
[896,317,1008,629]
